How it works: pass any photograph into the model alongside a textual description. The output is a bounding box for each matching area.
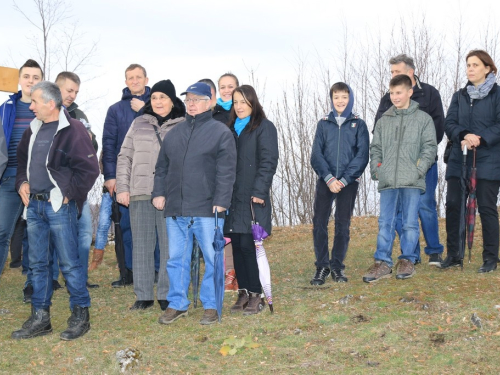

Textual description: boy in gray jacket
[363,75,437,283]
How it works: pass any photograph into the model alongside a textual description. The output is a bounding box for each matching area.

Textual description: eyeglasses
[184,98,209,104]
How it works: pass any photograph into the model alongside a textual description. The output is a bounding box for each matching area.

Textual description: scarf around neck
[234,116,250,136]
[467,72,496,100]
[217,98,232,111]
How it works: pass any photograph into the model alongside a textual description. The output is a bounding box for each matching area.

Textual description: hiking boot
[243,292,265,315]
[130,300,154,310]
[331,269,348,283]
[440,254,461,269]
[225,269,237,292]
[23,284,34,304]
[11,306,52,339]
[428,254,443,267]
[200,309,218,325]
[60,306,90,341]
[52,279,63,291]
[158,308,188,325]
[395,259,416,280]
[310,267,330,286]
[478,260,497,273]
[230,289,249,313]
[111,269,133,287]
[362,261,392,283]
[88,249,104,271]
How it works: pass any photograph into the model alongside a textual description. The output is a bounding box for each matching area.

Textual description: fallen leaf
[219,346,231,356]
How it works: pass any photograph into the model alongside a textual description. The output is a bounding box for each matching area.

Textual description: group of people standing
[0,48,498,341]
[0,61,279,339]
[310,50,500,287]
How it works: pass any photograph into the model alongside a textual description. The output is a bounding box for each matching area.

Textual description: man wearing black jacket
[12,81,99,341]
[374,54,445,266]
[152,82,236,326]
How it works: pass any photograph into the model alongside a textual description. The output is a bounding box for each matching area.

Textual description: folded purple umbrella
[250,201,273,313]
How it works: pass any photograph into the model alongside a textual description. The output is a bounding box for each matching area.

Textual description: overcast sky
[1,0,499,146]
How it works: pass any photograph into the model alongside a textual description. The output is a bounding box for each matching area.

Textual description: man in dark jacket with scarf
[12,81,99,341]
[102,63,150,287]
[152,82,236,326]
[374,54,445,266]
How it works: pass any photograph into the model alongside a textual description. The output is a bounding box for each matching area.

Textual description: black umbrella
[190,237,202,308]
[458,146,468,269]
[111,193,127,279]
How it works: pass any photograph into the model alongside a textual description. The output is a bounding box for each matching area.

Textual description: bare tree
[13,0,98,80]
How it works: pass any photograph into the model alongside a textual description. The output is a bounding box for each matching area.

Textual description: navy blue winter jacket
[102,87,151,181]
[0,91,23,149]
[310,111,370,187]
[445,83,500,180]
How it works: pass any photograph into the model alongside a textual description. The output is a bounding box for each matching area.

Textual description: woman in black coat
[213,73,239,125]
[442,50,500,272]
[224,85,279,315]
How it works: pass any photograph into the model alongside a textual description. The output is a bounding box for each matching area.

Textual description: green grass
[0,217,499,374]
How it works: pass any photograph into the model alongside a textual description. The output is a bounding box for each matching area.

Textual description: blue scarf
[467,72,496,100]
[234,116,250,136]
[217,98,232,111]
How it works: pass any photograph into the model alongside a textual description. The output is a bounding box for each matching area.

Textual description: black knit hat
[151,80,176,100]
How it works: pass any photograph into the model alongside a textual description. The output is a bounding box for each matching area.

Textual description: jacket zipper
[336,121,342,176]
[394,114,404,187]
[180,118,196,213]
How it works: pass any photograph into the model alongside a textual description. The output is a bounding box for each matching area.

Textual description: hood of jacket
[330,84,355,120]
[143,96,186,120]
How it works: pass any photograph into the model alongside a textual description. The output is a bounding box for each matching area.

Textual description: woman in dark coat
[224,85,279,315]
[442,50,500,272]
[212,73,239,124]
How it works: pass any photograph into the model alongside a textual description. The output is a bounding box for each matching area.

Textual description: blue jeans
[0,175,24,283]
[119,204,133,270]
[395,163,444,259]
[47,201,92,283]
[166,216,220,311]
[27,200,90,310]
[374,188,421,267]
[94,192,113,249]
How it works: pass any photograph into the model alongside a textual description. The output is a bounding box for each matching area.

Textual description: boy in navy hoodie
[310,82,370,284]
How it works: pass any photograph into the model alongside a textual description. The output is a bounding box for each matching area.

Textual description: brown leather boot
[243,292,265,315]
[88,249,104,271]
[230,289,249,314]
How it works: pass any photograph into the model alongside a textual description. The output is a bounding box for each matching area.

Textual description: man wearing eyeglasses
[152,82,236,325]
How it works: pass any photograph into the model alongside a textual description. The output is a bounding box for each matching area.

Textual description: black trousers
[228,233,261,294]
[446,177,500,262]
[312,178,358,270]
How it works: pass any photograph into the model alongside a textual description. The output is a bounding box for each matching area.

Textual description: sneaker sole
[362,273,392,283]
[158,311,188,325]
[200,318,218,325]
[428,261,442,267]
[396,271,415,280]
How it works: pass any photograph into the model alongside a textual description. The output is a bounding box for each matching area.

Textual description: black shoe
[428,254,443,267]
[86,281,99,289]
[478,260,497,273]
[130,300,154,310]
[9,260,22,268]
[11,307,52,339]
[440,255,461,269]
[331,269,348,283]
[23,284,34,304]
[60,306,90,341]
[52,280,63,291]
[310,267,330,286]
[154,271,159,284]
[111,269,133,288]
[158,300,169,311]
